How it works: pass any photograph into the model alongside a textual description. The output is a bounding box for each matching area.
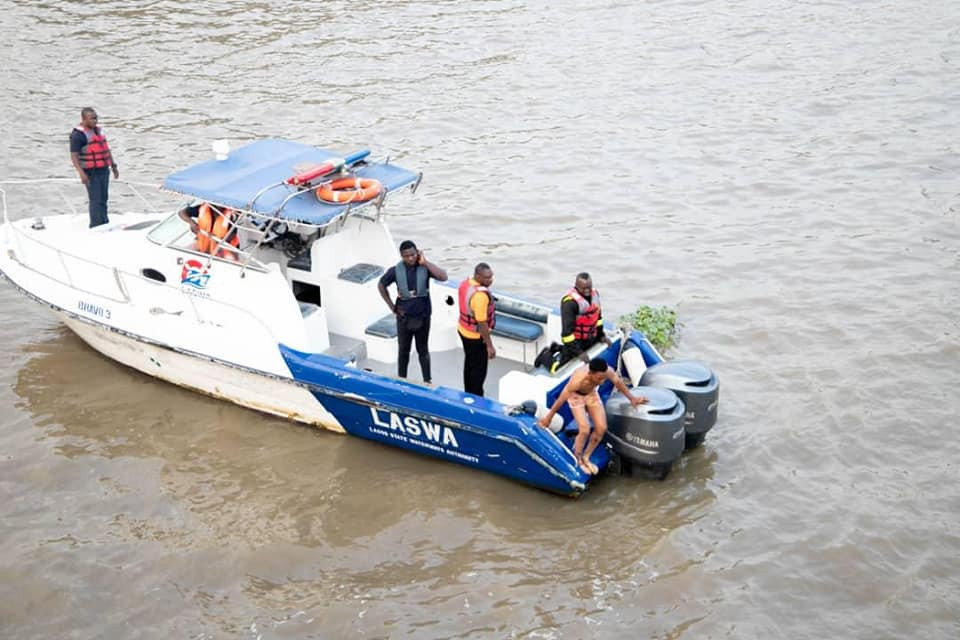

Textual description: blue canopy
[161,139,420,225]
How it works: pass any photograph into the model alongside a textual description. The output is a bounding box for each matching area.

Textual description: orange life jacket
[458,278,496,333]
[563,287,601,341]
[196,203,214,253]
[196,204,239,258]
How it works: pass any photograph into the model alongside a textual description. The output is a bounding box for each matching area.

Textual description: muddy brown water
[1,1,958,638]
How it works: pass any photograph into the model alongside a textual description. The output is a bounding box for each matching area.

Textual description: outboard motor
[605,386,686,480]
[640,361,719,449]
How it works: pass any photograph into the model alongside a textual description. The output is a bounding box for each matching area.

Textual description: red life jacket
[74,126,113,169]
[458,278,496,333]
[563,287,601,341]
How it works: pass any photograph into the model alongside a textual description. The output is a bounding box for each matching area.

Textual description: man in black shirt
[558,272,612,368]
[378,240,448,384]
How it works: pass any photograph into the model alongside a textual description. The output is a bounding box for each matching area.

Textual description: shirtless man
[538,357,647,474]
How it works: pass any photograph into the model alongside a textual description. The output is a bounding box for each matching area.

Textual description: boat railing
[1,195,287,347]
[143,203,273,274]
[1,178,276,273]
[167,191,392,279]
[0,178,165,226]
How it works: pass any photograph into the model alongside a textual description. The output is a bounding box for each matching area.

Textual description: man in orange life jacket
[69,107,119,228]
[457,262,496,396]
[559,272,612,367]
[378,240,448,384]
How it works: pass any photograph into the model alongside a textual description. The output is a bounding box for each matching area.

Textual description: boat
[0,139,718,496]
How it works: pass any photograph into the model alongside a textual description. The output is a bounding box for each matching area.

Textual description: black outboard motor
[640,361,719,449]
[605,386,686,480]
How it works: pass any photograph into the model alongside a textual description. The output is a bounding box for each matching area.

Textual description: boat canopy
[161,139,420,226]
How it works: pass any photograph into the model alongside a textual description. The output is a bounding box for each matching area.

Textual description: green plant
[618,305,679,352]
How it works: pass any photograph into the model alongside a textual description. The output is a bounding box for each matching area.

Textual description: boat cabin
[151,139,603,409]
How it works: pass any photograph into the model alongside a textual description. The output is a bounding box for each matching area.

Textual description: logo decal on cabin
[180,259,210,289]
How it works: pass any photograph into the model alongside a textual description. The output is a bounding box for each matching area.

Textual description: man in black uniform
[378,240,448,384]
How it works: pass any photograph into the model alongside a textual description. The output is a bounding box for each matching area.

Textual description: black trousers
[460,333,488,396]
[397,315,431,382]
[561,334,604,366]
[85,168,110,228]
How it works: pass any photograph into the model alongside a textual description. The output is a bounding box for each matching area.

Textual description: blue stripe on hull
[279,345,600,496]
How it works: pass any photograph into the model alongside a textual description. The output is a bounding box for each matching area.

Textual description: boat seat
[492,314,543,342]
[338,262,384,284]
[365,314,397,339]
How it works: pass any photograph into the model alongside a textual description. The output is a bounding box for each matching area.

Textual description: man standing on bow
[378,240,448,384]
[558,272,612,368]
[69,107,119,228]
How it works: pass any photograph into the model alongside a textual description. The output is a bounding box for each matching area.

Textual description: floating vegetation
[618,305,678,351]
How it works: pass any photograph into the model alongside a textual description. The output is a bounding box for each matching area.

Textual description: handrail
[1,180,283,276]
[0,178,164,225]
[0,180,272,273]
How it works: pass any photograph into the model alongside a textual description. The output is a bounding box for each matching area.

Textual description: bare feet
[577,457,598,475]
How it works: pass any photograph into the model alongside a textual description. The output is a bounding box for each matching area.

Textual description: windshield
[146,211,190,245]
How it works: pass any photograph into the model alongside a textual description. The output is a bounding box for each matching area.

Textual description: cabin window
[141,268,166,283]
[293,281,321,306]
[146,213,190,246]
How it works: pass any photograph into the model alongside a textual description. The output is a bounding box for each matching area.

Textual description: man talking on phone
[378,240,448,385]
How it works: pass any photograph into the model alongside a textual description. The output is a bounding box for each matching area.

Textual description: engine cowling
[605,386,686,479]
[640,360,719,449]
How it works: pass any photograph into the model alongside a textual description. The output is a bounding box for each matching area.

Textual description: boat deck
[318,326,530,401]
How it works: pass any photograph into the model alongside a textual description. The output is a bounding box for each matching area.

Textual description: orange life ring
[316,177,383,204]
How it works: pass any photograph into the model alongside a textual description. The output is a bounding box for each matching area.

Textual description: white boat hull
[60,312,346,432]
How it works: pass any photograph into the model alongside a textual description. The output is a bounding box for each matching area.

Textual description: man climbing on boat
[378,240,448,384]
[458,263,497,396]
[538,357,647,475]
[69,107,119,228]
[555,272,612,371]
